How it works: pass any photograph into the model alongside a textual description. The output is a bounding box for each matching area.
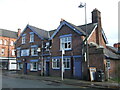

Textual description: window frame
[4,40,7,45]
[63,58,71,69]
[0,39,3,44]
[30,62,38,71]
[60,35,72,51]
[30,32,34,43]
[12,49,15,56]
[52,58,60,69]
[22,34,26,44]
[31,45,38,56]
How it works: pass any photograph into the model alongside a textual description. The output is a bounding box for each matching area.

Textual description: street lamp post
[78,2,89,68]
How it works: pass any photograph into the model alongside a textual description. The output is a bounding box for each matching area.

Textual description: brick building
[0,29,20,70]
[15,8,120,80]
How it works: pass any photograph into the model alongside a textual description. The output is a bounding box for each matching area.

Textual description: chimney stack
[91,8,102,26]
[17,28,21,37]
[92,8,102,45]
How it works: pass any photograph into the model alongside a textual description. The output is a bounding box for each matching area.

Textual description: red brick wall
[88,27,106,48]
[50,25,83,78]
[0,36,16,58]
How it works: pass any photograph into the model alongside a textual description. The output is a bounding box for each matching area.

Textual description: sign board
[89,67,96,81]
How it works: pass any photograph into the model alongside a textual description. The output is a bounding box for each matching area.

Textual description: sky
[0,0,119,46]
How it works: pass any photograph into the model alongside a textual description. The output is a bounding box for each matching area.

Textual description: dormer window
[22,34,26,44]
[30,32,34,42]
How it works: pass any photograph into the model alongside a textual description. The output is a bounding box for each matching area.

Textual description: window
[1,49,5,55]
[12,50,15,56]
[30,62,37,71]
[4,40,7,45]
[22,34,26,44]
[52,59,60,69]
[30,32,34,42]
[31,46,38,56]
[0,39,3,44]
[63,58,71,69]
[106,60,110,70]
[11,41,14,46]
[17,63,23,70]
[17,49,20,57]
[60,36,72,50]
[21,49,29,56]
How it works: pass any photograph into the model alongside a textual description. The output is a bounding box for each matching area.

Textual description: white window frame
[106,60,110,70]
[12,49,15,56]
[21,49,30,56]
[63,58,71,69]
[52,59,60,69]
[17,49,20,57]
[0,39,2,44]
[4,40,7,45]
[11,41,14,46]
[30,32,34,42]
[22,34,26,44]
[60,36,72,50]
[31,47,38,56]
[30,62,38,71]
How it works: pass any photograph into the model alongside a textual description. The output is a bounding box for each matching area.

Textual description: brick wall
[0,36,16,58]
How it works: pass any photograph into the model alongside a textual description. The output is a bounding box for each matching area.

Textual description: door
[74,58,82,79]
[46,62,49,76]
[24,63,27,74]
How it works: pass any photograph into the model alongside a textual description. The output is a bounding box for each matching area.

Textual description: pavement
[2,71,120,89]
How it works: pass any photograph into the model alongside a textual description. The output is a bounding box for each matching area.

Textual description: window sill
[52,68,60,70]
[60,49,72,51]
[29,41,34,43]
[30,70,38,72]
[31,55,38,57]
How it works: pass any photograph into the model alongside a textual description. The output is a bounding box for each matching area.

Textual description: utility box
[97,70,104,82]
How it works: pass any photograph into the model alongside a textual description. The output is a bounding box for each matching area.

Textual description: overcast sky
[0,0,119,46]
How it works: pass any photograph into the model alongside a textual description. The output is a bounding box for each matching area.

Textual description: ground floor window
[52,59,60,69]
[30,62,37,71]
[17,63,23,70]
[63,58,71,69]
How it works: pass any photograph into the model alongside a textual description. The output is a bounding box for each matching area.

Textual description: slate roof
[104,48,120,60]
[64,20,86,36]
[0,29,18,39]
[78,23,97,37]
[106,46,118,54]
[28,25,49,39]
[19,19,107,44]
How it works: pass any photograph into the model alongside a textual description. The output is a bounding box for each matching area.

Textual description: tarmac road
[2,75,103,90]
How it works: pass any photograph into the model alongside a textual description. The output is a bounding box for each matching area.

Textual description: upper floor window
[12,49,15,56]
[21,49,29,56]
[31,46,38,56]
[0,39,3,44]
[11,41,14,46]
[4,40,7,45]
[60,35,72,50]
[52,58,60,69]
[30,32,34,42]
[17,50,20,57]
[22,34,26,44]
